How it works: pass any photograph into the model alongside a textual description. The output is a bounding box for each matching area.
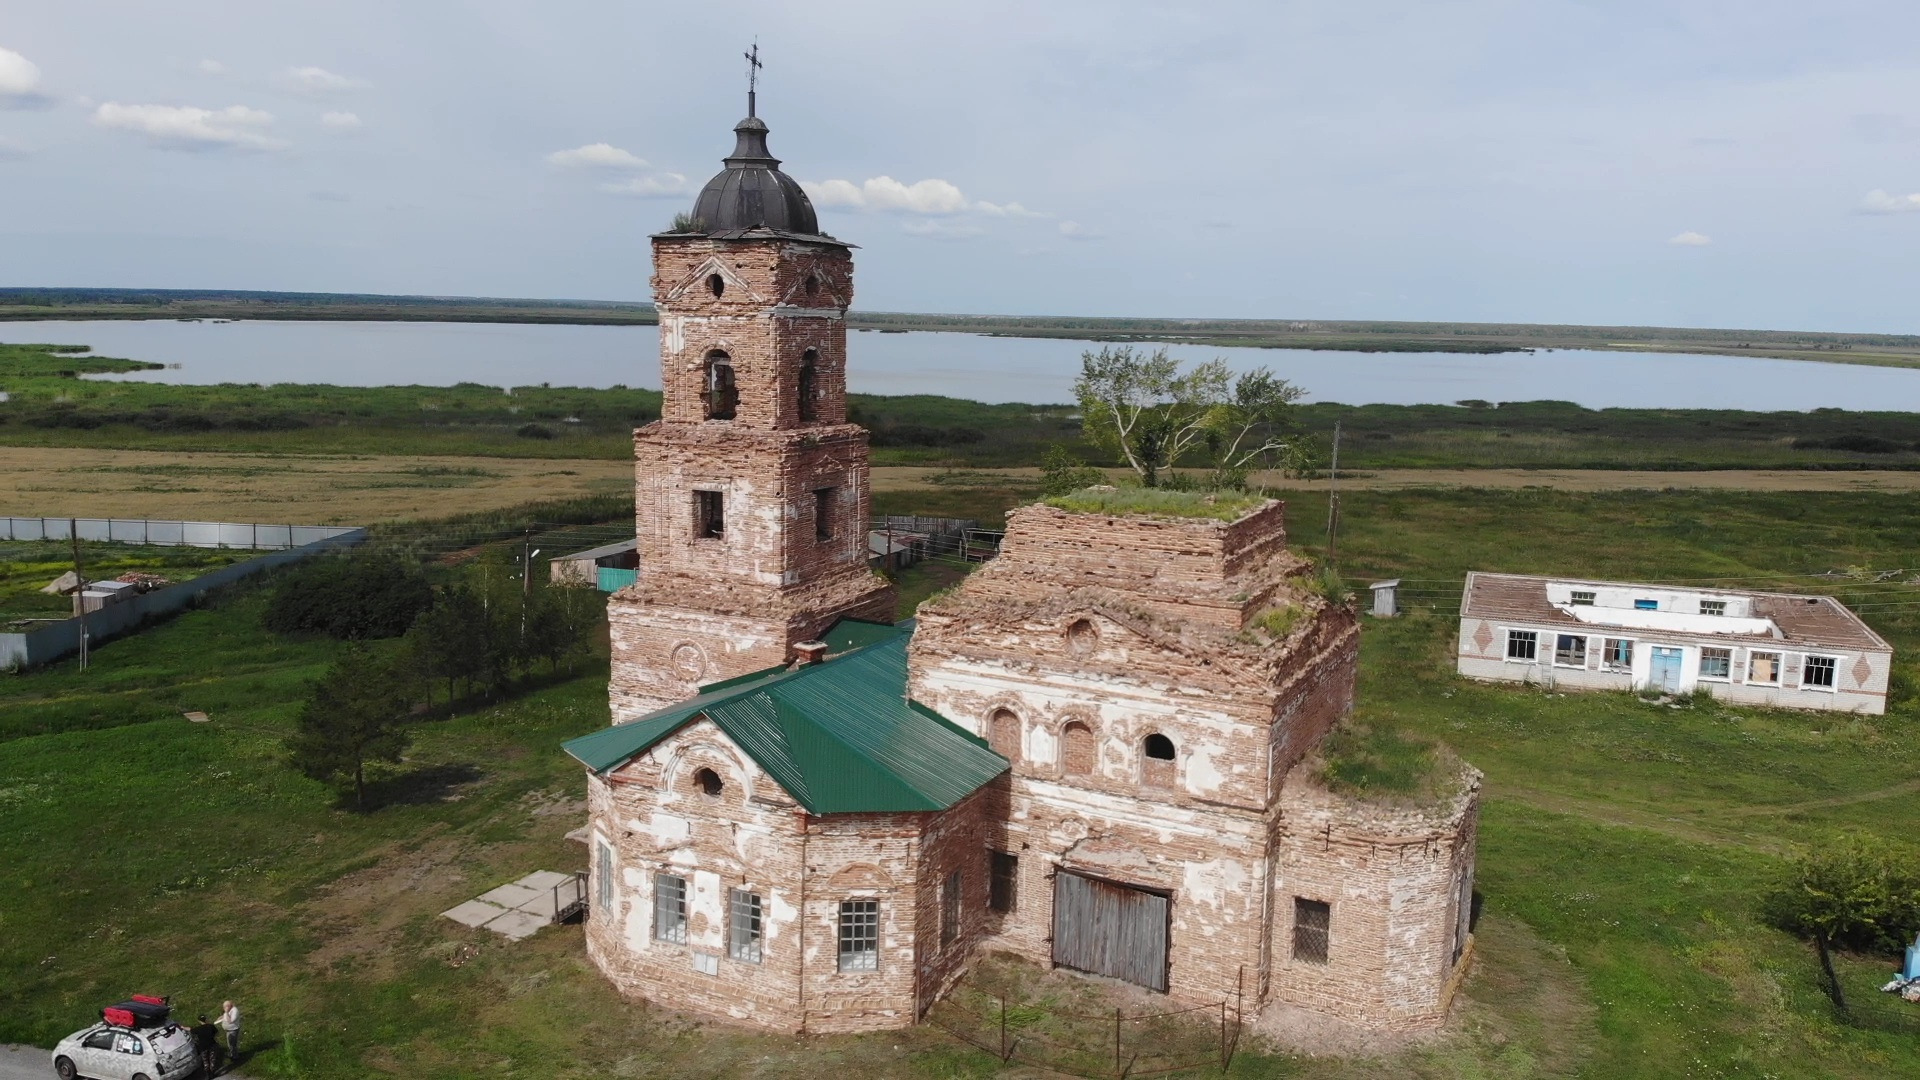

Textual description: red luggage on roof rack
[102,1007,137,1028]
[130,994,168,1007]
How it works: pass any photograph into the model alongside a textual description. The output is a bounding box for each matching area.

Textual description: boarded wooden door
[1052,871,1170,992]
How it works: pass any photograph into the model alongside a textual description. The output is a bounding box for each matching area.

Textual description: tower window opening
[805,273,821,298]
[798,348,820,423]
[695,490,725,539]
[703,353,737,420]
[814,487,837,542]
[693,767,724,797]
[707,273,726,298]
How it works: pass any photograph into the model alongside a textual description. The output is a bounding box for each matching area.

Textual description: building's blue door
[1650,647,1683,693]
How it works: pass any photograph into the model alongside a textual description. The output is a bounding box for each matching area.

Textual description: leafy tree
[1039,444,1107,497]
[285,644,414,809]
[405,585,490,705]
[1763,835,1920,954]
[1073,346,1309,487]
[263,548,433,640]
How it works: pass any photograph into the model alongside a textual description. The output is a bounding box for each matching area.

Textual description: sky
[5,1,1920,331]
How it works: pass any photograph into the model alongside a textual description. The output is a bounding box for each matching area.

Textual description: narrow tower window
[798,348,820,423]
[695,490,725,539]
[707,273,725,298]
[814,487,837,542]
[804,273,821,298]
[703,352,737,420]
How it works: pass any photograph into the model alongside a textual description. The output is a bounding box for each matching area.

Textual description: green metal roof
[561,621,1007,815]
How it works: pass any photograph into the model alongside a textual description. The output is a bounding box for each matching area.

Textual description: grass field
[0,540,252,624]
[2,487,1919,1078]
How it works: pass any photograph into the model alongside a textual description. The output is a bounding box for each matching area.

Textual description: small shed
[868,531,914,572]
[1369,579,1401,618]
[75,580,138,615]
[549,539,638,587]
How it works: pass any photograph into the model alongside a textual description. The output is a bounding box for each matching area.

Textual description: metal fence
[1,517,359,551]
[927,972,1243,1078]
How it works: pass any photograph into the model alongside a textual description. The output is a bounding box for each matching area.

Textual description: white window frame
[838,899,880,972]
[597,840,615,912]
[1504,629,1538,663]
[1698,599,1727,617]
[1552,633,1588,669]
[728,888,763,964]
[1601,637,1634,672]
[1748,650,1782,686]
[1697,646,1733,682]
[1569,590,1596,606]
[1800,654,1839,692]
[653,871,689,945]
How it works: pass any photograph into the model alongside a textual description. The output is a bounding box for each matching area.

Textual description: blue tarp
[1905,936,1919,981]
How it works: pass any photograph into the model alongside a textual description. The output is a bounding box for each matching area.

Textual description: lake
[4,318,1918,411]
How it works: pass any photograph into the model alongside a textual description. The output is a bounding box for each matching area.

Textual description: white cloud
[902,220,985,240]
[599,173,691,198]
[92,102,285,150]
[804,175,1026,216]
[547,142,648,169]
[278,66,364,93]
[320,110,361,132]
[1667,230,1712,246]
[197,59,227,76]
[0,45,45,103]
[1858,189,1920,214]
[1058,220,1103,240]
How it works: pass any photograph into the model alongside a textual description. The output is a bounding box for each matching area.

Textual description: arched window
[707,273,726,298]
[703,351,737,420]
[1061,721,1095,777]
[1142,733,1176,788]
[1066,618,1097,656]
[987,708,1020,760]
[693,767,724,797]
[798,348,820,423]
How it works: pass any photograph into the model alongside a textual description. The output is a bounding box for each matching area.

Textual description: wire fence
[925,969,1243,1079]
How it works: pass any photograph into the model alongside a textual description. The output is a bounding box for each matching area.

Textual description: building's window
[798,348,820,423]
[941,869,962,948]
[1803,655,1838,689]
[1142,732,1177,787]
[1569,590,1596,606]
[695,490,725,539]
[597,841,615,911]
[804,273,821,298]
[1602,638,1633,671]
[1292,897,1330,965]
[1066,618,1097,655]
[1699,647,1732,681]
[707,272,725,298]
[1505,630,1538,661]
[1749,650,1781,685]
[1554,634,1587,668]
[728,888,763,963]
[654,872,688,944]
[987,708,1020,760]
[1634,599,1658,611]
[1699,599,1727,617]
[693,767,723,798]
[989,851,1018,913]
[703,352,737,420]
[1061,721,1095,776]
[813,487,836,542]
[838,900,879,972]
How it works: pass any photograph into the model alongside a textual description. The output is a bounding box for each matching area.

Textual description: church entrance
[1051,871,1170,992]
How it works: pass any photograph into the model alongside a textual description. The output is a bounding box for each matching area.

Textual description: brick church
[563,96,1482,1035]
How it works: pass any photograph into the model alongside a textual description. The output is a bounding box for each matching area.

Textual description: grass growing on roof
[1042,485,1266,521]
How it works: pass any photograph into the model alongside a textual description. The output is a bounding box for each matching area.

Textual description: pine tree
[285,643,414,809]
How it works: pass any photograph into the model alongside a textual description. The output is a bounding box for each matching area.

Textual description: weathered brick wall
[1266,764,1482,1028]
[910,779,1008,1012]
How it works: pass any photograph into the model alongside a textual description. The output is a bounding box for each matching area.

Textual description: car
[50,997,197,1080]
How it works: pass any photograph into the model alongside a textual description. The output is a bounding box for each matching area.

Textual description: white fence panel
[146,520,186,546]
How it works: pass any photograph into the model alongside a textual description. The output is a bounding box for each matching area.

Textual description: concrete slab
[484,908,549,941]
[516,870,572,892]
[476,882,541,909]
[514,890,561,920]
[442,899,508,928]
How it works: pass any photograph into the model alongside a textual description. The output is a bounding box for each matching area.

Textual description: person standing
[190,1013,220,1077]
[218,1000,242,1063]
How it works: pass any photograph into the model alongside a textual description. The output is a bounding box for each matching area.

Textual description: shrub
[1761,835,1920,954]
[1039,444,1105,497]
[1249,604,1302,641]
[263,549,434,640]
[1790,434,1907,454]
[515,422,556,440]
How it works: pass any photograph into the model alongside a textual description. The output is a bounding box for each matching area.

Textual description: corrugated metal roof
[561,622,1006,815]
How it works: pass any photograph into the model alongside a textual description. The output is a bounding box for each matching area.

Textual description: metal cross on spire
[744,40,763,118]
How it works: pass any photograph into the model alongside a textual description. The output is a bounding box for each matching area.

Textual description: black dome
[687,116,821,236]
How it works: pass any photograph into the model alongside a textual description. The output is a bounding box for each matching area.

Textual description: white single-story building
[1457,572,1891,714]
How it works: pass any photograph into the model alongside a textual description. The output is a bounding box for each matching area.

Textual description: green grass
[0,540,253,623]
[4,487,1920,1077]
[1043,485,1267,520]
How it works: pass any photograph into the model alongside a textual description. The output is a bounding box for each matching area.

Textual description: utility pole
[69,518,88,672]
[1324,421,1342,569]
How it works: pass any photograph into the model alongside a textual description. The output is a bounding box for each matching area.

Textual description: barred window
[1553,634,1587,667]
[597,841,615,911]
[941,869,962,948]
[1803,655,1838,689]
[1506,630,1537,661]
[1293,897,1330,965]
[989,851,1018,913]
[653,872,688,944]
[838,900,879,972]
[1602,638,1633,671]
[728,888,763,964]
[1699,647,1732,680]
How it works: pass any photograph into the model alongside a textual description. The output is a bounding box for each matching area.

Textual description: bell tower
[606,96,895,720]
